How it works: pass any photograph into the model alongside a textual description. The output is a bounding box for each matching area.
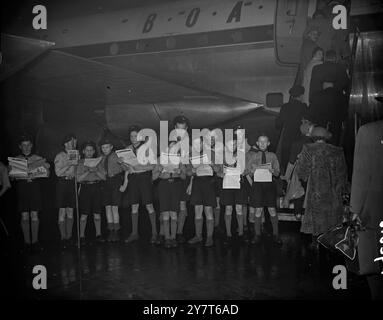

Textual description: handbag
[346,228,382,276]
[317,223,358,260]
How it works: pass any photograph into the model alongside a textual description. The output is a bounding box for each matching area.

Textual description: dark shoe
[236,235,245,244]
[80,237,87,246]
[66,237,75,247]
[107,231,114,242]
[151,234,160,245]
[223,235,232,245]
[273,235,283,245]
[124,233,139,244]
[251,235,261,245]
[95,235,105,243]
[205,236,214,247]
[60,239,67,250]
[114,231,121,243]
[176,234,186,244]
[171,239,178,248]
[188,235,203,245]
[164,239,172,248]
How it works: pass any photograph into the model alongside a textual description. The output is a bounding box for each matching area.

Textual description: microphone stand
[73,160,83,299]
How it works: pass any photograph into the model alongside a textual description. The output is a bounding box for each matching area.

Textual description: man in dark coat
[275,85,308,174]
[350,118,383,299]
[309,50,350,101]
[308,80,348,145]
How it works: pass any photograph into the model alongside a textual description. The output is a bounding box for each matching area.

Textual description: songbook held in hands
[8,157,28,178]
[84,157,102,168]
[160,152,181,173]
[115,148,139,167]
[190,154,209,168]
[223,167,241,189]
[253,163,272,182]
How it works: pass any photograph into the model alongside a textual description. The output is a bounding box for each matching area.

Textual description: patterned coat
[295,142,349,236]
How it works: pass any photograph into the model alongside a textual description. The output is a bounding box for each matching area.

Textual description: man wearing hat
[308,79,348,145]
[310,49,350,101]
[275,85,308,174]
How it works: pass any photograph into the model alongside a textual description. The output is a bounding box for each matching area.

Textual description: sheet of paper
[223,167,241,189]
[84,157,102,168]
[68,150,79,162]
[160,152,181,173]
[8,157,28,177]
[29,166,49,178]
[116,148,139,166]
[190,154,209,168]
[196,165,213,177]
[253,168,272,182]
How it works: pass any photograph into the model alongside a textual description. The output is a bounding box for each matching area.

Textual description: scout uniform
[153,150,186,248]
[246,142,281,244]
[14,150,49,249]
[55,137,77,247]
[77,143,106,244]
[218,146,247,243]
[100,138,124,242]
[124,138,158,244]
[188,139,219,247]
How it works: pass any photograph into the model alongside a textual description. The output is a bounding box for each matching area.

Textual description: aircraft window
[244,2,253,6]
[121,18,129,23]
[197,34,209,46]
[110,43,119,55]
[212,11,217,16]
[168,17,172,21]
[231,31,243,43]
[258,5,264,10]
[286,0,298,16]
[178,11,185,15]
[166,37,176,49]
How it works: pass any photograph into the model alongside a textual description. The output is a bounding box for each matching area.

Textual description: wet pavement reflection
[2,223,372,300]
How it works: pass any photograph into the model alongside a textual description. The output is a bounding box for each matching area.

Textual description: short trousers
[190,176,216,207]
[56,178,76,208]
[79,182,102,215]
[101,174,123,206]
[17,180,42,212]
[220,182,247,206]
[127,171,153,206]
[249,181,277,208]
[158,178,182,212]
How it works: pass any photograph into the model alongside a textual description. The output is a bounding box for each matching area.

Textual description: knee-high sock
[94,217,101,236]
[21,220,31,244]
[80,216,87,238]
[58,221,66,240]
[31,220,39,244]
[224,215,232,236]
[148,212,157,235]
[195,218,203,238]
[66,217,74,239]
[236,214,244,236]
[131,213,138,235]
[254,217,262,236]
[214,208,220,227]
[242,206,248,227]
[177,210,187,234]
[163,219,170,240]
[270,215,279,236]
[170,218,177,240]
[206,219,214,238]
[159,216,164,236]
